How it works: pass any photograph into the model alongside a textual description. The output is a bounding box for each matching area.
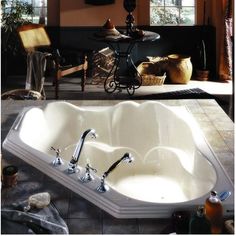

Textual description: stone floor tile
[1,150,29,167]
[68,192,102,219]
[138,218,173,234]
[191,113,211,122]
[216,152,234,166]
[67,218,102,234]
[197,120,216,132]
[42,180,71,218]
[202,105,225,114]
[2,129,10,140]
[223,164,234,183]
[215,152,234,182]
[219,129,235,139]
[185,103,204,114]
[1,114,17,131]
[17,164,45,182]
[179,99,199,106]
[207,112,233,124]
[2,181,45,205]
[213,120,234,132]
[102,211,117,219]
[204,130,230,153]
[103,218,139,234]
[1,187,9,206]
[219,130,234,152]
[163,100,182,106]
[197,99,218,106]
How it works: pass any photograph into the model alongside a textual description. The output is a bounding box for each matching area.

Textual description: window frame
[150,0,196,26]
[2,0,48,25]
[28,0,47,24]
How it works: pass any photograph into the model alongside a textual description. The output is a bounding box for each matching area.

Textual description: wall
[46,0,218,77]
[60,0,136,27]
[48,0,213,27]
[49,25,216,80]
[47,0,60,26]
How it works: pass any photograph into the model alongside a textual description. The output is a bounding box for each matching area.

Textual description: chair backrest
[17,24,51,52]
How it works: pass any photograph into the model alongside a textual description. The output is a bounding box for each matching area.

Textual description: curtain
[219,0,233,81]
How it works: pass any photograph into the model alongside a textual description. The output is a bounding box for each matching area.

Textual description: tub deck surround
[2,100,234,219]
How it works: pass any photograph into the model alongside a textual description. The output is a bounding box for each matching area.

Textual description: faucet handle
[80,164,97,183]
[86,164,97,173]
[50,146,61,156]
[50,146,64,166]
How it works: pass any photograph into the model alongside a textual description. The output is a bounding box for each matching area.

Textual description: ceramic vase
[167,54,193,84]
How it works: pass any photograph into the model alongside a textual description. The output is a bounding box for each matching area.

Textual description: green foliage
[150,7,182,25]
[1,0,34,54]
[150,0,194,25]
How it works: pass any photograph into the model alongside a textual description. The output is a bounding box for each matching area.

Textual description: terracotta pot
[196,69,210,81]
[167,54,193,84]
[2,165,18,187]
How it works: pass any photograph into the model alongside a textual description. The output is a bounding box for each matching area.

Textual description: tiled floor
[1,99,234,234]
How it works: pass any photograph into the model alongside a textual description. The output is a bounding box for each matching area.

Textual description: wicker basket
[141,73,166,86]
[137,62,166,86]
[1,89,44,100]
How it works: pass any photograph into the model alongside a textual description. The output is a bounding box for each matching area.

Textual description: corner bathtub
[3,101,234,218]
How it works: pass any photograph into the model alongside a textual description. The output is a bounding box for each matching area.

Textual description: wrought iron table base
[104,41,142,96]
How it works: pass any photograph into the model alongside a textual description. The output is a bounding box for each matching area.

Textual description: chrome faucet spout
[72,128,97,163]
[68,128,97,174]
[97,153,134,193]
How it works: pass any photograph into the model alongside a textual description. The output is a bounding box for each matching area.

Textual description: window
[2,0,47,24]
[150,0,195,25]
[24,0,47,24]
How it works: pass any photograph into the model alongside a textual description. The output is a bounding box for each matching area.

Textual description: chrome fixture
[68,129,97,174]
[219,191,232,202]
[51,146,64,166]
[97,153,134,193]
[80,164,97,183]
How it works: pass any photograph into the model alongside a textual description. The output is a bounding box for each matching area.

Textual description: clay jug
[167,54,193,84]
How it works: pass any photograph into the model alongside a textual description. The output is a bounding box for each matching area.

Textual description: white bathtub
[3,101,234,218]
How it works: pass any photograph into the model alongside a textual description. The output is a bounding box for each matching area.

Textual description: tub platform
[1,99,234,233]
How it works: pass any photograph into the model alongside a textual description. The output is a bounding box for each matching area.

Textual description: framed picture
[85,0,115,5]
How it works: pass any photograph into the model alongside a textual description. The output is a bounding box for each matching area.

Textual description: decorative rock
[29,192,51,208]
[24,192,51,211]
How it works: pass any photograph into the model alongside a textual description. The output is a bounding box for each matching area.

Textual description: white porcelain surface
[3,101,234,218]
[18,101,217,203]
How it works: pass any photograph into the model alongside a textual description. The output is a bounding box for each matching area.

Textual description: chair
[17,24,88,99]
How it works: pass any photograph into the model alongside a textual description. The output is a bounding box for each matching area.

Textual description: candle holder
[2,165,18,187]
[123,0,136,36]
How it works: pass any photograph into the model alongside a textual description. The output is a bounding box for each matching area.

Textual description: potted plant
[196,39,210,81]
[1,0,33,84]
[1,0,34,53]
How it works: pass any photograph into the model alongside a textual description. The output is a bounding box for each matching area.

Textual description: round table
[93,30,160,95]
